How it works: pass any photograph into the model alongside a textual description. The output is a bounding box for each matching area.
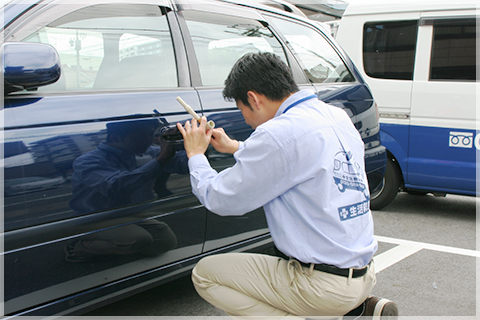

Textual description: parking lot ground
[370,193,477,318]
[83,193,478,319]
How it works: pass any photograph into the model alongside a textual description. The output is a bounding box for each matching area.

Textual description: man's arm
[177,118,291,216]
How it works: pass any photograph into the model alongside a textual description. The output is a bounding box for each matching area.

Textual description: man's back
[253,90,376,268]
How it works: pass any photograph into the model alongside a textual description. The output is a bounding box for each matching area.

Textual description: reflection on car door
[3,2,205,315]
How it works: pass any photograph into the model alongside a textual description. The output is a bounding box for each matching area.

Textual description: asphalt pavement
[83,193,477,319]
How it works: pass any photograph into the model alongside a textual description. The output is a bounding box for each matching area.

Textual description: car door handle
[161,124,183,142]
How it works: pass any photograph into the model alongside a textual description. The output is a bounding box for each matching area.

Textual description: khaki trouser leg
[191,253,376,319]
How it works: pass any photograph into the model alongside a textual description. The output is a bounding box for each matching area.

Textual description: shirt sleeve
[188,129,292,216]
[73,155,162,198]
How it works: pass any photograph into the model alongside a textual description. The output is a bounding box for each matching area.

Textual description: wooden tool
[176,96,215,130]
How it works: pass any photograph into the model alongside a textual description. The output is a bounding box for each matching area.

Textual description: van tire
[370,156,401,210]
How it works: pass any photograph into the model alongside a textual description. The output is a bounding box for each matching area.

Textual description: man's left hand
[177,116,213,159]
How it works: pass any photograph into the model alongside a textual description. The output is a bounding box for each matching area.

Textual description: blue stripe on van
[380,123,478,194]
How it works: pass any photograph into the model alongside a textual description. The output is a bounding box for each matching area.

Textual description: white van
[335,0,478,209]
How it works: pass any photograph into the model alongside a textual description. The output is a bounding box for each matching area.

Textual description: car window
[182,11,287,86]
[270,17,354,83]
[22,4,177,91]
[430,18,476,81]
[363,20,418,80]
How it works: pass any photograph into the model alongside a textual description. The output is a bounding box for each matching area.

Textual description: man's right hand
[210,128,239,154]
[177,117,213,159]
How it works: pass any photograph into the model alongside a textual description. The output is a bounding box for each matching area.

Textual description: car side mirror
[2,42,61,94]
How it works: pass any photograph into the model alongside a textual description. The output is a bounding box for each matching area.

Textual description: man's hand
[155,141,175,165]
[210,128,239,154]
[177,116,213,159]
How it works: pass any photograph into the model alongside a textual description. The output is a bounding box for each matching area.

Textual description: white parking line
[373,235,480,273]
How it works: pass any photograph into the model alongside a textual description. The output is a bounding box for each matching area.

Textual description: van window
[183,11,286,86]
[271,17,354,83]
[363,20,418,80]
[23,4,177,91]
[430,18,477,81]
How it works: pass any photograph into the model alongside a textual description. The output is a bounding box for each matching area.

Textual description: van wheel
[370,156,401,210]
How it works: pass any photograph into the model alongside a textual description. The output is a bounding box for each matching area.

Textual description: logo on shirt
[333,150,370,221]
[338,200,370,221]
[333,151,368,197]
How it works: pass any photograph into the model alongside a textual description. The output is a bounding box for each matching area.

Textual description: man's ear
[247,91,262,110]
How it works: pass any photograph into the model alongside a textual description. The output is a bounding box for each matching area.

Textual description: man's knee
[192,257,212,295]
[192,254,230,290]
[192,255,215,279]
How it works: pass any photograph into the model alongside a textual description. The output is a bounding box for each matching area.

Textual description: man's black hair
[222,52,299,108]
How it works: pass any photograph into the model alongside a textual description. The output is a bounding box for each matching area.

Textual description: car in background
[335,0,478,209]
[2,0,386,316]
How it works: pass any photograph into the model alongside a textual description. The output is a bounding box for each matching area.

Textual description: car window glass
[430,18,477,81]
[23,4,177,91]
[363,20,418,80]
[183,11,286,86]
[270,17,354,83]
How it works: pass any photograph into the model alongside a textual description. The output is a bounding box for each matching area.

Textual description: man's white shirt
[188,89,377,268]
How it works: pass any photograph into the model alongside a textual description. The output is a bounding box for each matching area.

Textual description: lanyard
[282,94,317,114]
[282,93,348,157]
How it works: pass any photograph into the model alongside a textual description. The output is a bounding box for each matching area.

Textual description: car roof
[217,0,307,18]
[342,0,478,16]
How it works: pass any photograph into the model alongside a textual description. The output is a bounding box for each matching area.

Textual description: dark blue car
[2,0,386,316]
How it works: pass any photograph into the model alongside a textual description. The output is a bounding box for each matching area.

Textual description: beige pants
[192,253,376,319]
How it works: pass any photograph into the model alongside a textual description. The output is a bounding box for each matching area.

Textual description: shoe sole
[373,298,398,319]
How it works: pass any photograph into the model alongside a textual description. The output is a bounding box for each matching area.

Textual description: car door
[3,1,205,315]
[408,14,477,194]
[173,1,311,252]
[174,3,265,252]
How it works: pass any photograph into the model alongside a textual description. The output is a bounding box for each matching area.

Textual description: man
[177,52,398,318]
[66,119,187,262]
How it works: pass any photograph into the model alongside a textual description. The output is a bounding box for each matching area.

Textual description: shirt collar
[275,89,316,118]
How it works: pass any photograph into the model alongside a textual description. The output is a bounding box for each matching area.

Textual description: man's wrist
[229,140,240,154]
[187,150,205,159]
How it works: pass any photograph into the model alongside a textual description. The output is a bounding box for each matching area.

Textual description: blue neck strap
[282,94,317,114]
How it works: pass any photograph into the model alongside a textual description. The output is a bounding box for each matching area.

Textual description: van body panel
[407,125,477,192]
[378,124,409,174]
[336,12,418,120]
[342,0,478,16]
